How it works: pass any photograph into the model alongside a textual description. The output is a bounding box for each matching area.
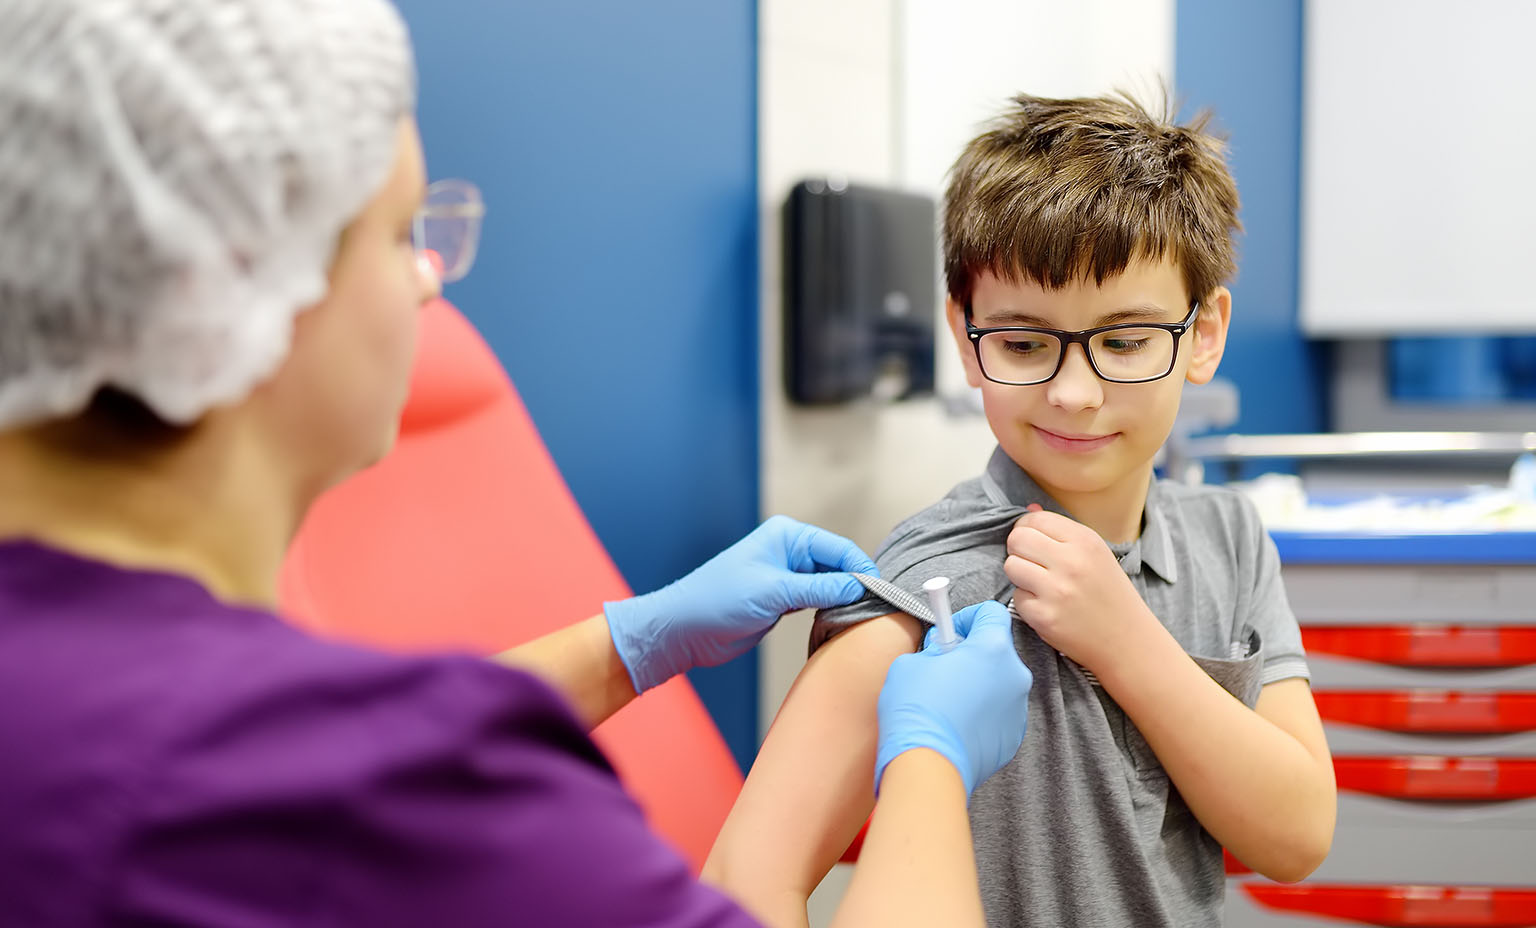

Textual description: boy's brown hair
[944,91,1241,308]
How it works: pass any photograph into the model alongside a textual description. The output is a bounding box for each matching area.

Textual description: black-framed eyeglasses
[964,302,1202,386]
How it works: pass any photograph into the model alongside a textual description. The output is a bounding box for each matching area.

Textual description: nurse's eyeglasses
[413,179,485,284]
[963,302,1202,386]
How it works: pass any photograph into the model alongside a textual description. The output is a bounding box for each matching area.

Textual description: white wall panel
[1301,0,1536,335]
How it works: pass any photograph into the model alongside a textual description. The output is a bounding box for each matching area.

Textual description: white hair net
[0,0,416,429]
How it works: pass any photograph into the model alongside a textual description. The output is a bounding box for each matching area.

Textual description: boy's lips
[1032,425,1120,452]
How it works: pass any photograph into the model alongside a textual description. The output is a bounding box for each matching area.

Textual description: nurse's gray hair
[0,0,416,431]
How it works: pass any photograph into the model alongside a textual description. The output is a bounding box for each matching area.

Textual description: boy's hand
[1003,506,1161,672]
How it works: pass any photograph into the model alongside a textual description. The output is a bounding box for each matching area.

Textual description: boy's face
[945,258,1230,507]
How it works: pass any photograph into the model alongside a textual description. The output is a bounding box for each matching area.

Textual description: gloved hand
[874,600,1032,797]
[604,515,877,693]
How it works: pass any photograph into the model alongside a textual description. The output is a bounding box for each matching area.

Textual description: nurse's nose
[417,249,444,305]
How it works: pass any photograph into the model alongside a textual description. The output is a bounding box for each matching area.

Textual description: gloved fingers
[792,521,879,577]
[951,600,1010,640]
[779,570,868,610]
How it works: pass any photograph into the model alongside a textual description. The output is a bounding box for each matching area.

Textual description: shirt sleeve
[1235,496,1311,686]
[809,499,1019,656]
[106,652,761,928]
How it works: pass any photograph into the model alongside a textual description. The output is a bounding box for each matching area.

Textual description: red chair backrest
[278,297,744,870]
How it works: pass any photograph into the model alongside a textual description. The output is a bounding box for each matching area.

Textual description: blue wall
[396,0,762,771]
[1177,0,1328,444]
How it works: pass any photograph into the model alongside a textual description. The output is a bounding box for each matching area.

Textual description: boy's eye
[1101,335,1152,354]
[1001,337,1051,356]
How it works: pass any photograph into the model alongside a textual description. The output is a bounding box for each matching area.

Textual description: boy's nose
[1045,344,1104,412]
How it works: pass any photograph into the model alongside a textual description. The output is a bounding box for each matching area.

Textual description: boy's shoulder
[1156,476,1258,512]
[874,474,996,553]
[1149,478,1279,589]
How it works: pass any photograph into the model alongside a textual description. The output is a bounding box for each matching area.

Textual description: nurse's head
[0,0,436,499]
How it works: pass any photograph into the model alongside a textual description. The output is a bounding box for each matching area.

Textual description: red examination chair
[277,296,744,870]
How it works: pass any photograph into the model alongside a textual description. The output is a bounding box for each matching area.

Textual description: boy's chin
[1015,451,1147,497]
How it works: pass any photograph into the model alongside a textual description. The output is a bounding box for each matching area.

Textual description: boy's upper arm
[707,611,924,906]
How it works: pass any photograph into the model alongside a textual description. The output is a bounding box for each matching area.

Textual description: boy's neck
[1032,461,1153,545]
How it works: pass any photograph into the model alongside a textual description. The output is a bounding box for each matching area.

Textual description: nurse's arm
[703,613,923,928]
[830,745,986,928]
[494,614,637,729]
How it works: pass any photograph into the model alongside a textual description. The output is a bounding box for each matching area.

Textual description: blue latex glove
[874,600,1032,797]
[604,516,877,693]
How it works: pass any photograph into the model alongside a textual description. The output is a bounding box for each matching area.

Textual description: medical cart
[1223,529,1536,927]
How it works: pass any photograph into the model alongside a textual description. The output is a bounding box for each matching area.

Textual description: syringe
[922,576,959,651]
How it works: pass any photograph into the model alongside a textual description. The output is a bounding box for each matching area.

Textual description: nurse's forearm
[830,748,985,928]
[1098,624,1336,882]
[494,615,636,729]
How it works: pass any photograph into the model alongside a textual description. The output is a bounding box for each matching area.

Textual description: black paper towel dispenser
[783,179,937,404]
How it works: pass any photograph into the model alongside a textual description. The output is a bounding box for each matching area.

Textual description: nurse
[0,1,1033,926]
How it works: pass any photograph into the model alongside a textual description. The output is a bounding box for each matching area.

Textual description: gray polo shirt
[812,447,1309,928]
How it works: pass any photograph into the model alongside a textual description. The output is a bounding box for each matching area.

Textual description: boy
[703,93,1336,927]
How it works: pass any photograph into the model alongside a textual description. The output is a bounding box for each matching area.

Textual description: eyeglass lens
[976,326,1178,384]
[413,180,484,284]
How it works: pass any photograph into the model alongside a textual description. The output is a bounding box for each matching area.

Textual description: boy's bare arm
[703,612,924,928]
[1007,509,1336,882]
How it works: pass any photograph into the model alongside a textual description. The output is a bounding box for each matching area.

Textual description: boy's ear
[1185,287,1231,386]
[945,297,985,389]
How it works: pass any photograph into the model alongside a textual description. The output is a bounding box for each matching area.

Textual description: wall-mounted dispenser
[782,179,937,404]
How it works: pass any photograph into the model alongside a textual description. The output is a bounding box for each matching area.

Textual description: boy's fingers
[1007,524,1057,564]
[1017,508,1084,543]
[1004,554,1049,593]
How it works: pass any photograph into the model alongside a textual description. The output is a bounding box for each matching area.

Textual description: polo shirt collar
[981,447,1180,584]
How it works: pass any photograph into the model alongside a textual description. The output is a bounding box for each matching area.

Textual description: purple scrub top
[0,540,760,927]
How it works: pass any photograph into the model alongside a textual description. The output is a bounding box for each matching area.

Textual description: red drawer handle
[1334,756,1536,800]
[1301,625,1536,668]
[1315,690,1536,733]
[1245,884,1536,927]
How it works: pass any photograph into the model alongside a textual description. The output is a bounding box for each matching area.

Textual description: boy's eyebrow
[1094,304,1174,325]
[974,303,1176,328]
[975,309,1055,327]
